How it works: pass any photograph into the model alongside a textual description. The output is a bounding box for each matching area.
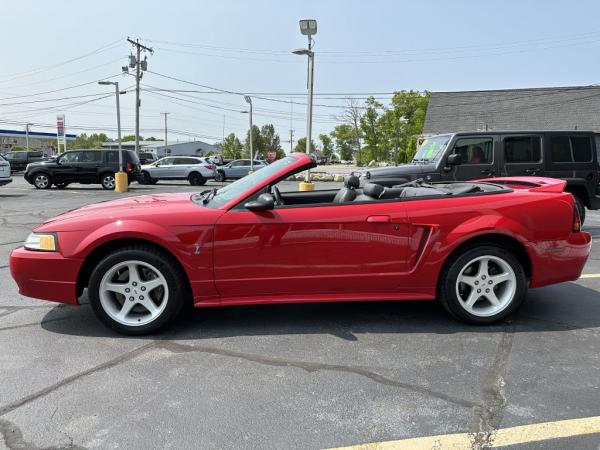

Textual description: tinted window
[106,151,119,163]
[241,160,251,166]
[29,151,42,157]
[550,136,593,163]
[452,137,493,164]
[230,161,244,167]
[60,152,83,163]
[572,137,592,162]
[504,136,541,163]
[124,151,140,164]
[174,158,191,165]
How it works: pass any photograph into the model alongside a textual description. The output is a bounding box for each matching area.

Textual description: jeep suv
[24,149,141,190]
[357,131,600,222]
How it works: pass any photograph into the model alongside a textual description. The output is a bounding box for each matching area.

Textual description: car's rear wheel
[215,171,226,182]
[188,172,206,186]
[54,182,69,189]
[141,171,153,185]
[573,195,586,225]
[438,245,526,324]
[101,173,115,190]
[88,246,188,334]
[33,172,52,189]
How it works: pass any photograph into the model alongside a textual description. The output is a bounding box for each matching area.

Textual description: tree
[360,97,384,162]
[122,135,143,142]
[319,134,334,160]
[220,133,243,159]
[339,98,363,163]
[260,124,285,159]
[330,125,355,161]
[146,136,158,141]
[67,132,109,149]
[294,137,316,153]
[244,125,264,158]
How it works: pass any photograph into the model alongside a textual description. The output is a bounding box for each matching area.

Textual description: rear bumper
[9,247,83,305]
[528,232,592,288]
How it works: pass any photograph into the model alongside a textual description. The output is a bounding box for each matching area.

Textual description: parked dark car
[356,131,600,223]
[1,151,48,172]
[24,149,141,190]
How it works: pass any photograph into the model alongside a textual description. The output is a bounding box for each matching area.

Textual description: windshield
[412,134,451,162]
[193,155,299,208]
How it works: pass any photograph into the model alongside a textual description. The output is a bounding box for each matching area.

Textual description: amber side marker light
[573,206,582,233]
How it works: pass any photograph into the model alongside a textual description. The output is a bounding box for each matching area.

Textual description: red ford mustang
[10,153,591,334]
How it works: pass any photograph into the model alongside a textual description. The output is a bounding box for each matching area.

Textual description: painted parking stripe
[326,415,600,450]
[579,273,600,279]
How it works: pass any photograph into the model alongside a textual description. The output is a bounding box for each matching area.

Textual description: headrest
[345,175,360,189]
[363,182,385,199]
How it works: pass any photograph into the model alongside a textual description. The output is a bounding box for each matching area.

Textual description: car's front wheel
[100,173,116,190]
[438,244,526,324]
[214,171,226,182]
[88,246,188,334]
[33,172,52,189]
[188,172,206,186]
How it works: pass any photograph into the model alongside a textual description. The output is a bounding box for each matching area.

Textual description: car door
[442,135,498,181]
[226,160,246,178]
[152,157,175,178]
[500,134,544,176]
[77,151,103,182]
[174,157,196,178]
[213,201,410,298]
[54,151,84,182]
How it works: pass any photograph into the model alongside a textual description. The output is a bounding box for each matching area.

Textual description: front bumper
[9,247,83,305]
[528,232,592,288]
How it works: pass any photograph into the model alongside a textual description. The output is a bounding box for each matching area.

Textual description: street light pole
[244,96,254,173]
[293,19,317,191]
[161,112,170,155]
[99,80,126,192]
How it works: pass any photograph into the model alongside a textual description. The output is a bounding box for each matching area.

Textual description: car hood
[26,160,59,170]
[37,192,223,231]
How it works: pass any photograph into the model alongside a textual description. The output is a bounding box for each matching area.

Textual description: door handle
[481,169,494,176]
[525,168,539,175]
[367,215,391,223]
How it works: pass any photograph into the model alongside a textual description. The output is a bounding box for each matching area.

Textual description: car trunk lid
[477,176,567,193]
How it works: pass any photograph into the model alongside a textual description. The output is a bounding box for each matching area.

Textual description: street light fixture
[243,96,254,173]
[98,80,126,193]
[293,19,317,191]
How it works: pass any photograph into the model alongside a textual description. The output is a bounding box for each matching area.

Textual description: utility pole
[161,112,170,155]
[289,97,294,153]
[126,38,153,154]
[25,123,31,151]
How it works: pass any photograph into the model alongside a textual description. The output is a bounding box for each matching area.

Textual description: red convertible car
[10,153,591,334]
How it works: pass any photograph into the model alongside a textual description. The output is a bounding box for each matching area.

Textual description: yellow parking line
[326,415,600,450]
[579,273,600,279]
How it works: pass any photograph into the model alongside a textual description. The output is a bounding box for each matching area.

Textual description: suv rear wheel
[573,195,586,225]
[101,173,116,190]
[438,244,526,324]
[33,172,52,189]
[188,172,206,186]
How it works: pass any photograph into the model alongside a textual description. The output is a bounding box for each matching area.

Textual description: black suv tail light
[126,162,133,173]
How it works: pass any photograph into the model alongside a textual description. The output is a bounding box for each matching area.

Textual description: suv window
[550,136,592,163]
[60,151,83,163]
[175,157,194,165]
[106,151,119,163]
[230,161,244,167]
[452,137,493,164]
[504,136,541,163]
[81,151,102,162]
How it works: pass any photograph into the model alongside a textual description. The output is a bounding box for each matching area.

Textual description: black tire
[438,244,526,325]
[88,245,189,335]
[100,173,115,190]
[149,179,158,185]
[573,195,586,225]
[32,172,52,189]
[188,172,206,186]
[214,171,226,183]
[55,182,69,189]
[141,171,153,185]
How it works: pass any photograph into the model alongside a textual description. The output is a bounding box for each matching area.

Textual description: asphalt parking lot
[1,176,600,450]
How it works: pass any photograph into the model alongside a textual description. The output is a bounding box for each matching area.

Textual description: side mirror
[56,157,62,165]
[245,193,275,212]
[446,153,462,166]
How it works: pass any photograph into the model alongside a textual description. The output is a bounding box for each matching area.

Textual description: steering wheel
[272,185,283,206]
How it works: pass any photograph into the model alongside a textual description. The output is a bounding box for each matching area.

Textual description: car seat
[333,175,360,203]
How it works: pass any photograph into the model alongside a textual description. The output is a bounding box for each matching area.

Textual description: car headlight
[24,233,58,252]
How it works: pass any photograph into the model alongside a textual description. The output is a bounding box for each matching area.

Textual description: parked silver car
[214,159,267,182]
[0,154,12,186]
[140,156,216,186]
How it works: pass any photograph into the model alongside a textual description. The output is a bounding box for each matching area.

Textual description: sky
[2,0,600,148]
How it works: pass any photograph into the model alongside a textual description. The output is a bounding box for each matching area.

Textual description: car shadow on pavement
[39,281,600,340]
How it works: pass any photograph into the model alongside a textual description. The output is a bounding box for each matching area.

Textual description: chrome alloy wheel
[455,255,517,317]
[99,260,169,326]
[34,174,50,189]
[102,174,116,190]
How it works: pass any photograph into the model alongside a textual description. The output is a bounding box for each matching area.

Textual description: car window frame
[450,136,495,166]
[502,134,543,165]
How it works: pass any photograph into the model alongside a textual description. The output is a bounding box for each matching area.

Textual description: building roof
[101,140,163,149]
[423,86,600,135]
[0,129,76,140]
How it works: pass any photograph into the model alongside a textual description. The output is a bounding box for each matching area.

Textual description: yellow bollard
[298,181,315,192]
[114,171,129,193]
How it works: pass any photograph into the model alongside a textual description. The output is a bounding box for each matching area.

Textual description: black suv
[357,131,600,222]
[1,150,47,172]
[24,149,141,190]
